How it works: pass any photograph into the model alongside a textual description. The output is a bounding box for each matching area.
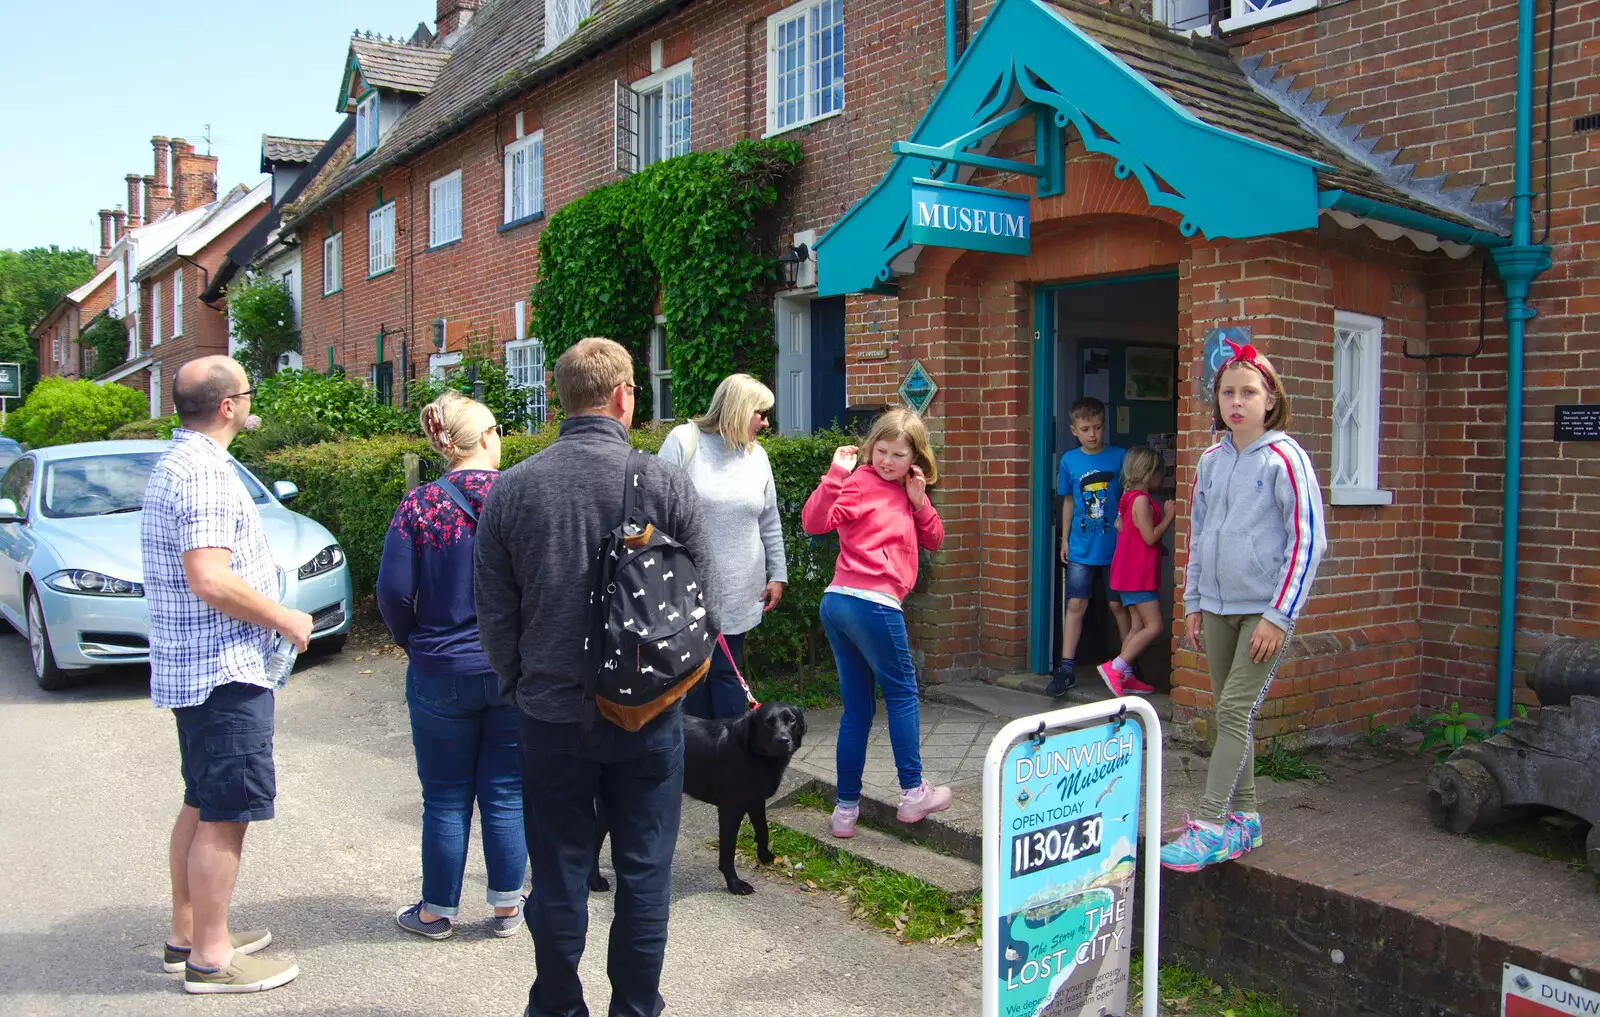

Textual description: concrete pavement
[0,632,980,1017]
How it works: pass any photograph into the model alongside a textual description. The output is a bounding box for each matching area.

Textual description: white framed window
[173,268,183,336]
[765,0,845,136]
[152,279,163,346]
[1331,310,1392,506]
[618,61,693,171]
[504,131,544,224]
[368,202,396,277]
[507,337,548,426]
[429,170,463,248]
[649,316,672,421]
[355,93,380,158]
[1154,0,1318,32]
[429,351,463,380]
[544,0,589,51]
[323,233,343,294]
[149,362,162,419]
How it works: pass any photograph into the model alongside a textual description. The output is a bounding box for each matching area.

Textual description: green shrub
[254,368,412,437]
[108,415,178,440]
[259,423,836,671]
[81,315,128,376]
[3,377,148,447]
[230,417,338,468]
[228,276,299,380]
[405,343,544,434]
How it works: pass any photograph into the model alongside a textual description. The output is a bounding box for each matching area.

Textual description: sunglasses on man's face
[226,388,256,400]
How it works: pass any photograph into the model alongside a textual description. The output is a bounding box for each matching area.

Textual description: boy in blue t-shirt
[1052,397,1131,696]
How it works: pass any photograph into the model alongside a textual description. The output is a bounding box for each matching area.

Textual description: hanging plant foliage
[530,139,804,418]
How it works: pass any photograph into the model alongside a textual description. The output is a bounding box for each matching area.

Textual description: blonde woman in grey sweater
[658,374,788,718]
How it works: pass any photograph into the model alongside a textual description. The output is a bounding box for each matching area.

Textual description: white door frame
[774,291,812,435]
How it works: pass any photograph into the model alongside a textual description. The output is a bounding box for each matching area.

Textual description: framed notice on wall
[1124,347,1173,402]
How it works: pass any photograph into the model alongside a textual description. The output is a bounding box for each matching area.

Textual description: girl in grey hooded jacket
[1162,340,1326,874]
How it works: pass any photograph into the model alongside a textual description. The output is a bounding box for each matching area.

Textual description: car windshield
[40,452,272,519]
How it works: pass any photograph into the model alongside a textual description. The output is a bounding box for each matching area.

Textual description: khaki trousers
[1198,612,1285,818]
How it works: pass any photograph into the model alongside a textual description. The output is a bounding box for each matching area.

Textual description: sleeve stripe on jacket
[1269,442,1321,619]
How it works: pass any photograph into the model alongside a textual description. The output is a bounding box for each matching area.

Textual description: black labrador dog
[591,702,807,895]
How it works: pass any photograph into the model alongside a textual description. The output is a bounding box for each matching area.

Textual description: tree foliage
[2,376,147,447]
[228,275,300,380]
[0,246,97,394]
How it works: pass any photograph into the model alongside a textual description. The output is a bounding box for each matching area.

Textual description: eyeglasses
[624,382,640,394]
[485,424,505,437]
[226,388,256,400]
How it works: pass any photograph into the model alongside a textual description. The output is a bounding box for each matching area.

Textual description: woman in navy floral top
[377,391,527,940]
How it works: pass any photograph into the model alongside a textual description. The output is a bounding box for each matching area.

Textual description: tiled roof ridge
[1238,54,1512,232]
[350,28,444,50]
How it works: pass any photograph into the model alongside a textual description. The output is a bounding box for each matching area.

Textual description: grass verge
[1131,955,1299,1017]
[733,821,978,945]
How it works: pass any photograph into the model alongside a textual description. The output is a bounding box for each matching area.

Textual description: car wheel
[26,587,71,691]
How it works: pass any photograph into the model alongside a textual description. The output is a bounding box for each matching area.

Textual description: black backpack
[582,449,712,731]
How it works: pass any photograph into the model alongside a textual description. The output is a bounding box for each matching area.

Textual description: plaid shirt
[142,429,280,709]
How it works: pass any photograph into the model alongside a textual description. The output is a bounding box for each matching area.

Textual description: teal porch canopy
[813,0,1328,296]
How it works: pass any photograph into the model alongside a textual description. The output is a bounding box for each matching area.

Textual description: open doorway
[1045,274,1179,692]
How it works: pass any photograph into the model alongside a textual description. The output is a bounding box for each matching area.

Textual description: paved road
[0,632,980,1016]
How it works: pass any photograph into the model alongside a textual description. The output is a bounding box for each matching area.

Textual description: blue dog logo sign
[997,720,1142,1017]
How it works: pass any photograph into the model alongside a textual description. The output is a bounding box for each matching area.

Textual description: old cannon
[1426,638,1600,877]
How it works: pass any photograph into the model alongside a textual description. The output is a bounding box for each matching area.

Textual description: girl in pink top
[801,408,949,839]
[1099,446,1175,697]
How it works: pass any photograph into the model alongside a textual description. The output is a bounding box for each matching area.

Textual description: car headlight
[45,569,144,597]
[298,544,344,580]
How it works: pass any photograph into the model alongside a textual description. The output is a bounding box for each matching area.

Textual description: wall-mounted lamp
[431,317,446,351]
[777,243,810,289]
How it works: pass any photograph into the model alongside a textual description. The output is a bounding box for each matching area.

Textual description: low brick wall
[1158,855,1600,1017]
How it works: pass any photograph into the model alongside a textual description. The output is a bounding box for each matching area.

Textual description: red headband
[1219,339,1274,389]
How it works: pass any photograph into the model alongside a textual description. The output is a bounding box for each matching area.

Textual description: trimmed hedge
[4,377,148,447]
[258,424,844,672]
[109,415,178,440]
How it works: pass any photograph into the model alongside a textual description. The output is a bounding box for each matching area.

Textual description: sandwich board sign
[983,698,1163,1017]
[1503,964,1600,1016]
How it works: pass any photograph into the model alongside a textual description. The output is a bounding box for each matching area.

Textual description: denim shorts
[1064,562,1112,601]
[174,681,277,823]
[1118,590,1158,607]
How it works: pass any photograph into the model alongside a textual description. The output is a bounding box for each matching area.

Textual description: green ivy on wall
[530,139,804,419]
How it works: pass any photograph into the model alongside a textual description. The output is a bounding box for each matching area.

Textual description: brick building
[283,0,1594,742]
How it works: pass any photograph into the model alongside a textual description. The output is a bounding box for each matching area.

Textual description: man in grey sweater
[475,336,713,1017]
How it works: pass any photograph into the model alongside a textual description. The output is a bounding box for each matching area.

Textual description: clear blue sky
[0,1,438,252]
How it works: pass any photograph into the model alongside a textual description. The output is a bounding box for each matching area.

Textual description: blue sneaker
[1158,816,1227,872]
[1229,811,1263,849]
[396,901,454,940]
[1044,662,1076,698]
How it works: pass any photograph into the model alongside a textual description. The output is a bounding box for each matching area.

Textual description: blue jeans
[406,664,527,918]
[819,592,924,803]
[683,631,747,720]
[519,708,684,1017]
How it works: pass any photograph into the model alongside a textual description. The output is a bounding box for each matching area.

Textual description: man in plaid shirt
[141,356,311,995]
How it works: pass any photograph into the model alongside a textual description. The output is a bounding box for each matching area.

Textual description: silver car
[0,440,353,689]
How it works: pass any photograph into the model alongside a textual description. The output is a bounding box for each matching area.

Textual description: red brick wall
[296,0,949,395]
[144,204,269,416]
[1235,0,1600,714]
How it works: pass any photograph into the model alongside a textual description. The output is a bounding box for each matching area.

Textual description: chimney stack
[98,210,115,257]
[436,0,480,43]
[169,138,219,214]
[112,207,128,241]
[125,174,143,228]
[142,175,155,223]
[148,136,174,220]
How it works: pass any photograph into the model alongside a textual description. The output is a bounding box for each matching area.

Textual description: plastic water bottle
[265,634,298,685]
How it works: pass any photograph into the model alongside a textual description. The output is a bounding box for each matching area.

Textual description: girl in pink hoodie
[802,408,950,838]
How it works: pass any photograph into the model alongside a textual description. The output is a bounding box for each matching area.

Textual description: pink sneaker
[1122,675,1156,695]
[830,804,859,839]
[896,781,952,823]
[1097,661,1126,697]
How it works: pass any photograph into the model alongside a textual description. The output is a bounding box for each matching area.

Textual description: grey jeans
[1198,612,1289,818]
